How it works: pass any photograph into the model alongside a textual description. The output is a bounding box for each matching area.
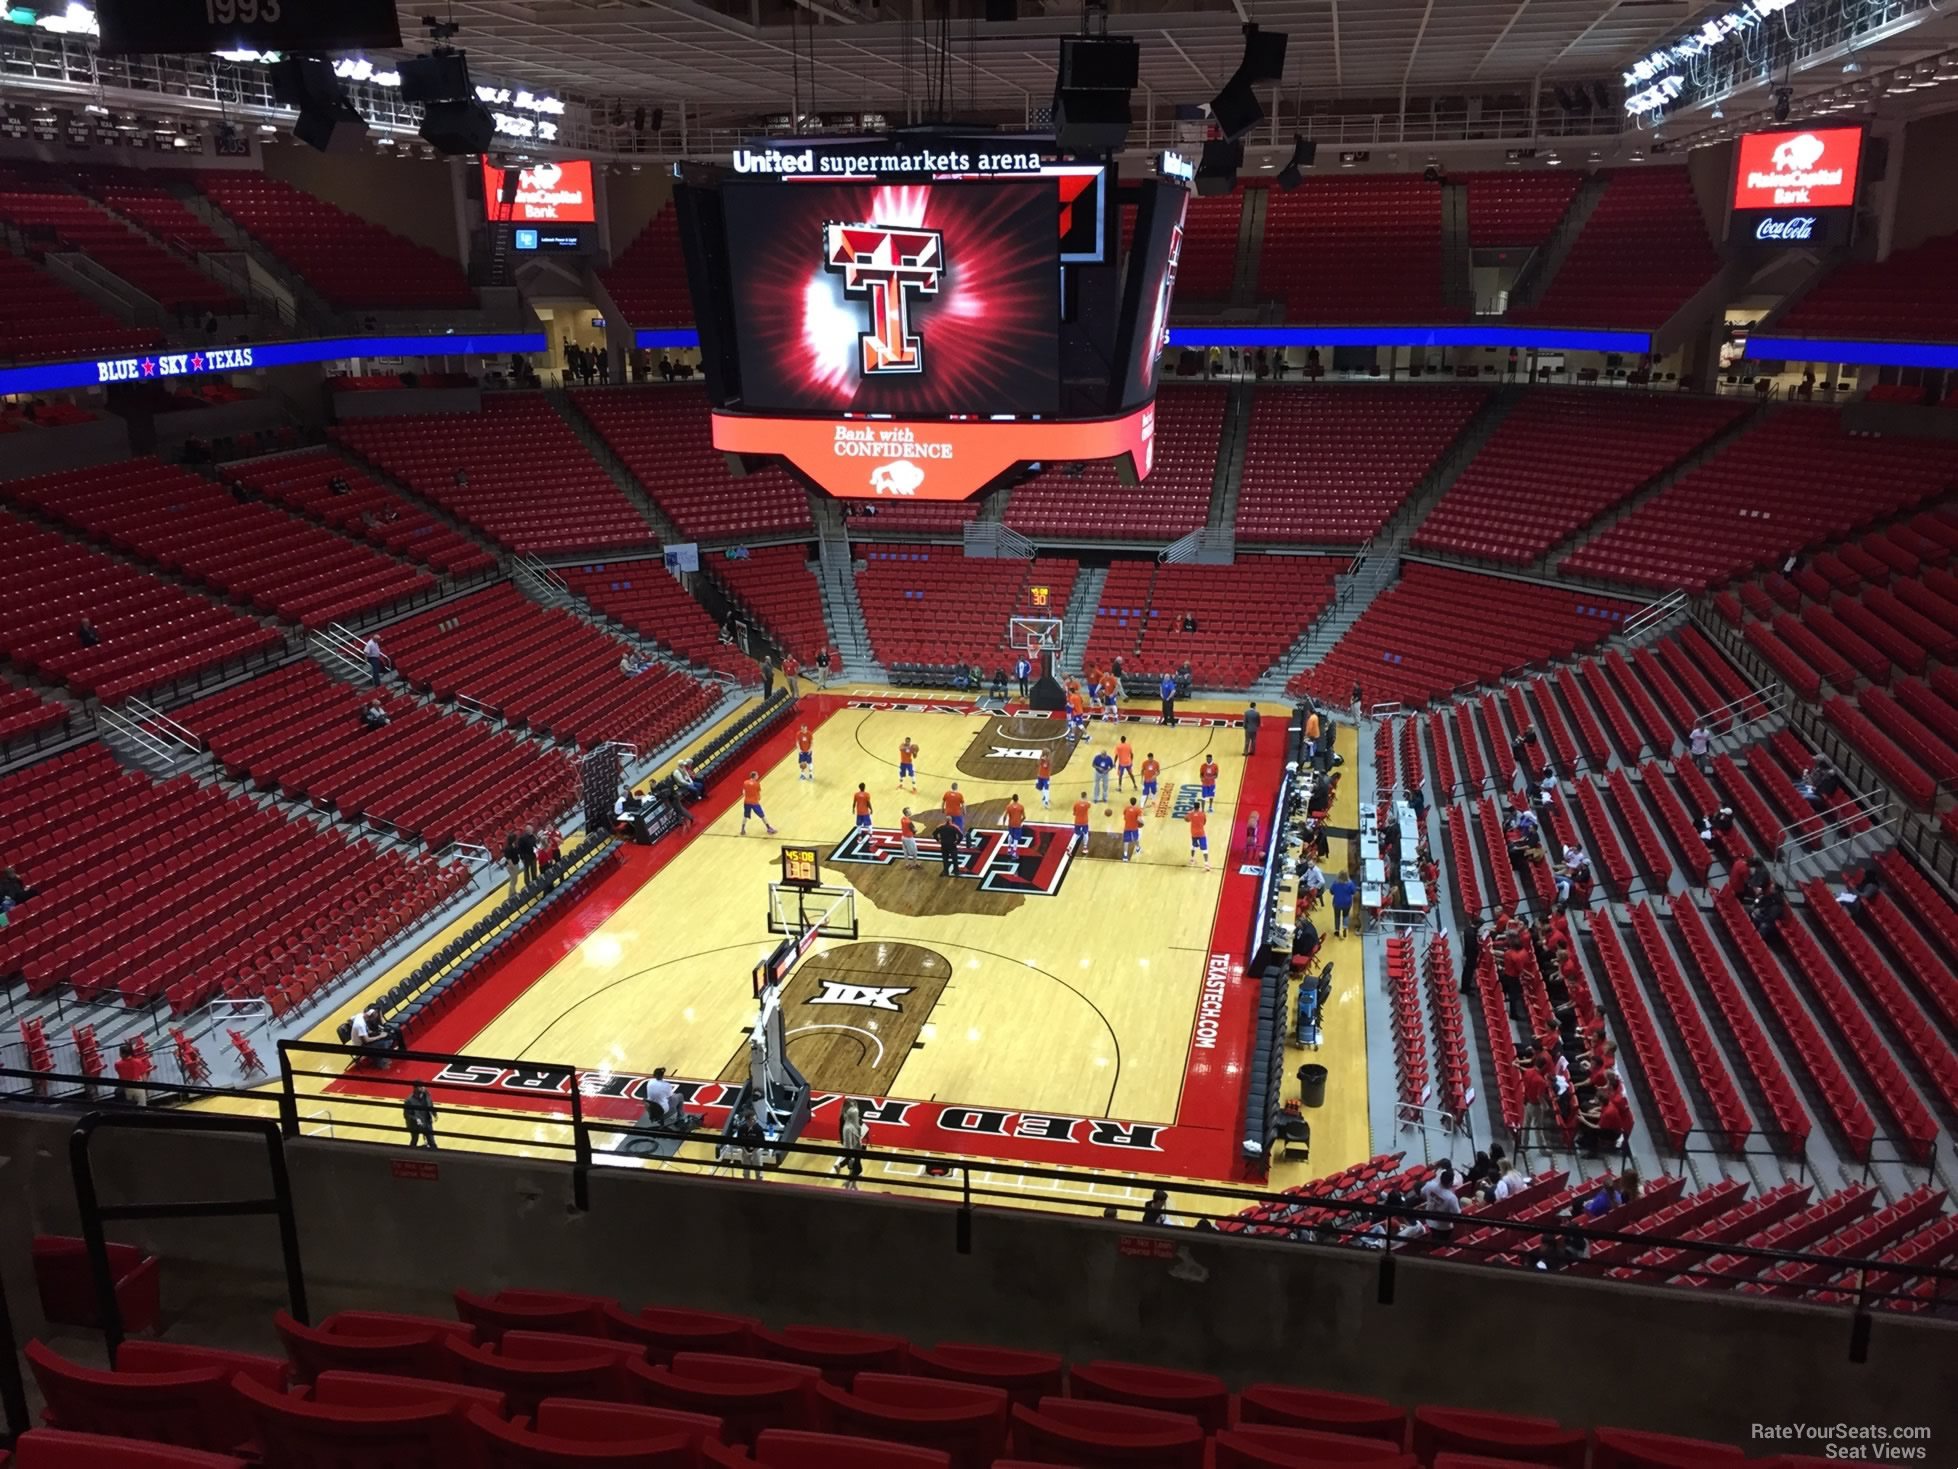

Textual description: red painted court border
[327,697,1279,1181]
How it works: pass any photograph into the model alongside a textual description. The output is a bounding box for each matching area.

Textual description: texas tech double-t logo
[830,824,1075,897]
[825,223,942,376]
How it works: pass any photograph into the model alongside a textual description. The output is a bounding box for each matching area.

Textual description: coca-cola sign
[1738,206,1850,249]
[1755,216,1816,242]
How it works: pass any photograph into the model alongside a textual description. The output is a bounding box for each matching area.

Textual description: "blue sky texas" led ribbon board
[1744,335,1958,371]
[635,325,1653,353]
[1163,326,1654,352]
[0,332,549,398]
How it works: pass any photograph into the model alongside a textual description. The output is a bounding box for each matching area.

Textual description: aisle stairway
[1055,565,1107,677]
[1254,555,1398,699]
[812,501,884,681]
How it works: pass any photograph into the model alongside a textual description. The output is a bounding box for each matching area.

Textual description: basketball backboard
[1009,616,1064,653]
[766,882,859,944]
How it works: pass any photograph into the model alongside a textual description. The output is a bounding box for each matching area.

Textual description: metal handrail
[93,704,192,768]
[254,1039,1958,1322]
[1697,685,1783,738]
[68,1109,309,1357]
[1617,588,1689,646]
[307,628,366,679]
[125,696,200,753]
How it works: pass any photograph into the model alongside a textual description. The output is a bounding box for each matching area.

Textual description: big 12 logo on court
[824,222,944,377]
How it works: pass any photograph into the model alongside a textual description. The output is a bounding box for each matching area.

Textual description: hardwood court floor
[200,688,1371,1213]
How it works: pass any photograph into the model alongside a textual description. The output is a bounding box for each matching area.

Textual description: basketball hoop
[1008,616,1063,654]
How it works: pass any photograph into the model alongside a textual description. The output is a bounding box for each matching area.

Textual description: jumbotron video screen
[677,141,1189,502]
[723,179,1062,418]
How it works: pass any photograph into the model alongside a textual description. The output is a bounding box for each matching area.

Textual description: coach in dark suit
[933,819,962,877]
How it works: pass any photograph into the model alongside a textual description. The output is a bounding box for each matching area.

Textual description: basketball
[1104,808,1114,817]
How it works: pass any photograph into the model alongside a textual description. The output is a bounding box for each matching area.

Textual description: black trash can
[1297,1063,1329,1109]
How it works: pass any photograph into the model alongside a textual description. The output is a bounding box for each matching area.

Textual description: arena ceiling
[421,0,1703,118]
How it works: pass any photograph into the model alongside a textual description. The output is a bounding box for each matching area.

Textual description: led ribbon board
[0,332,548,396]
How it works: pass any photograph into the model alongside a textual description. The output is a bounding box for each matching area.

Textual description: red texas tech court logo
[830,824,1074,897]
[824,223,942,376]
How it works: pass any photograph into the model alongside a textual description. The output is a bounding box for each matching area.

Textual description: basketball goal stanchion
[1008,613,1066,713]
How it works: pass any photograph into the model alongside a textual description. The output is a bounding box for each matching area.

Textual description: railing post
[0,1264,31,1443]
[570,1073,591,1213]
[276,1042,299,1140]
[956,1163,973,1254]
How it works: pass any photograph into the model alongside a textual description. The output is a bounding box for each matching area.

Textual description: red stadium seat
[1410,1407,1586,1467]
[751,1429,951,1468]
[1066,1360,1229,1433]
[607,1307,759,1362]
[1236,1384,1406,1443]
[454,1289,613,1342]
[631,1353,823,1445]
[32,1237,160,1333]
[274,1310,460,1385]
[909,1342,1065,1406]
[749,1325,909,1383]
[10,1430,246,1469]
[1008,1397,1205,1467]
[310,1371,507,1420]
[443,1335,635,1414]
[232,1369,467,1468]
[24,1340,272,1455]
[463,1405,698,1467]
[533,1398,727,1451]
[1510,168,1719,329]
[1591,1426,1747,1468]
[1214,1424,1415,1466]
[814,1373,1008,1468]
[323,1312,477,1345]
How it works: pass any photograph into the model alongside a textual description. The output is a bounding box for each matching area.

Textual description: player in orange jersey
[1067,688,1089,744]
[1114,736,1135,790]
[1200,755,1220,812]
[1071,794,1093,854]
[851,782,873,832]
[1120,797,1144,861]
[740,772,776,835]
[1004,793,1027,851]
[1186,804,1210,872]
[1140,752,1161,801]
[897,736,919,792]
[1099,671,1120,721]
[899,808,922,868]
[942,781,966,835]
[1035,750,1052,807]
[796,723,814,781]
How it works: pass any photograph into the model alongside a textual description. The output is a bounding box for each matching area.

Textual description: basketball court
[239,632,1370,1202]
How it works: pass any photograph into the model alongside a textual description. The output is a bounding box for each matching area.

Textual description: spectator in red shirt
[1518,1049,1550,1137]
[114,1040,152,1107]
[1578,1076,1633,1155]
[1500,938,1530,1020]
[1727,854,1751,897]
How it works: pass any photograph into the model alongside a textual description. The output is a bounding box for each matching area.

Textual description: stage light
[1773,86,1791,121]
